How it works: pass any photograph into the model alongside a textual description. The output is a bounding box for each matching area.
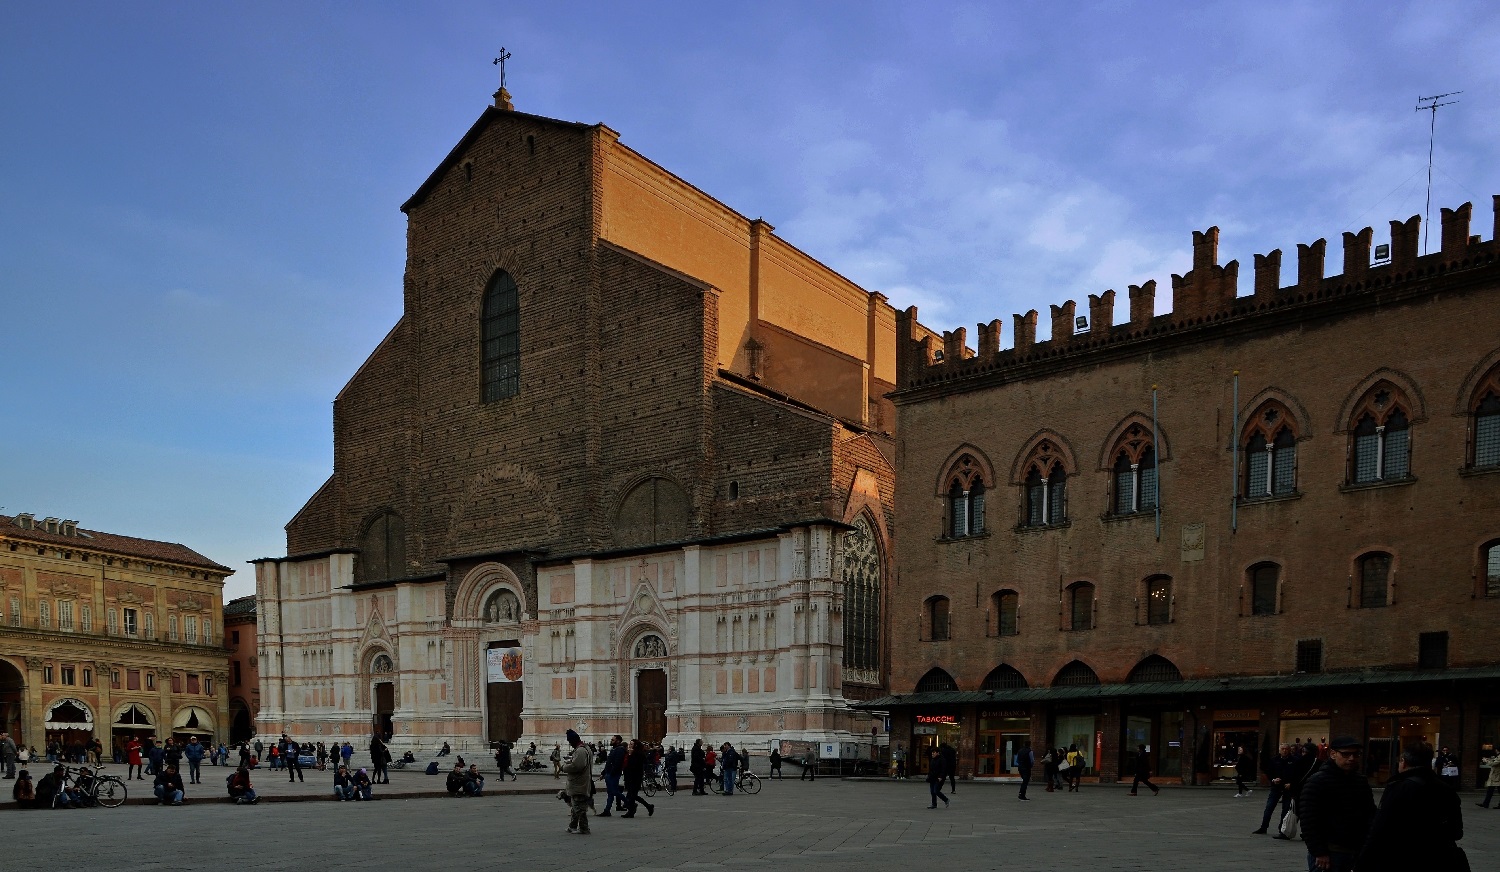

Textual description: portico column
[23,657,44,749]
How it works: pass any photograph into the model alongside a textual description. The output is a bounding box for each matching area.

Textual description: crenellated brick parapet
[895,199,1500,393]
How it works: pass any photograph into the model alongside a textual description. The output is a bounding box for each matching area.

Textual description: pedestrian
[892,743,905,779]
[283,735,304,783]
[163,738,182,775]
[769,747,783,779]
[253,737,263,763]
[1127,744,1159,796]
[1016,741,1034,801]
[0,732,15,779]
[926,748,949,808]
[1434,746,1461,791]
[340,741,353,769]
[146,735,163,775]
[496,740,515,781]
[183,735,205,784]
[1355,744,1467,871]
[621,739,656,817]
[799,744,816,781]
[216,742,228,766]
[562,729,593,835]
[1253,743,1295,835]
[126,736,144,780]
[1479,748,1500,809]
[690,738,707,795]
[1233,745,1254,797]
[369,735,389,784]
[1299,735,1376,872]
[1064,744,1085,792]
[663,744,681,794]
[1042,748,1057,792]
[316,742,328,771]
[720,743,739,795]
[941,741,958,792]
[598,735,625,815]
[238,743,251,768]
[551,743,563,778]
[268,744,280,770]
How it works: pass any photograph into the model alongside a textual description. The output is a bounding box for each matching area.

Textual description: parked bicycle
[706,767,761,795]
[57,765,128,808]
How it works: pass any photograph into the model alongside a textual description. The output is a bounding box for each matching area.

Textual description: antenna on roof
[1415,91,1460,255]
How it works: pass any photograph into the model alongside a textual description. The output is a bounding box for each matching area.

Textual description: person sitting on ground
[446,761,470,796]
[227,764,258,804]
[11,769,36,808]
[353,767,373,800]
[154,763,185,805]
[333,765,354,801]
[438,742,451,757]
[36,764,80,808]
[464,764,484,797]
[401,750,415,764]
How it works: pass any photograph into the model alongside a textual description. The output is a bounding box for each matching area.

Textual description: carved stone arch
[447,462,560,552]
[610,473,692,547]
[1235,387,1313,445]
[453,561,528,623]
[357,641,397,711]
[616,616,673,662]
[1009,429,1080,484]
[1335,368,1427,432]
[1096,413,1172,470]
[1454,349,1500,415]
[933,443,996,494]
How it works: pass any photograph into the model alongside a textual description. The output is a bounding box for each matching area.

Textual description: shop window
[1485,540,1500,598]
[1468,367,1500,468]
[1296,639,1323,674]
[1242,402,1299,498]
[980,664,1028,690]
[1110,424,1159,515]
[942,453,988,538]
[925,595,951,641]
[481,269,521,401]
[1249,563,1280,616]
[1127,655,1183,683]
[1145,575,1172,625]
[915,667,958,693]
[991,590,1019,636]
[1418,631,1448,669]
[1066,582,1094,631]
[1347,384,1413,484]
[1052,660,1100,686]
[1358,552,1391,608]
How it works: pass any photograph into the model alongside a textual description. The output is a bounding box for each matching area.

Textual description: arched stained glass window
[481,270,520,401]
[841,516,881,685]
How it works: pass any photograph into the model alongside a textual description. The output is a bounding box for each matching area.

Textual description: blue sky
[4,2,1497,600]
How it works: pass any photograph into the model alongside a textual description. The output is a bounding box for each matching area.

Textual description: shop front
[1052,709,1100,776]
[1122,708,1186,782]
[1365,705,1441,785]
[976,709,1030,777]
[1211,708,1260,782]
[1276,707,1331,749]
[911,712,962,775]
[43,697,95,758]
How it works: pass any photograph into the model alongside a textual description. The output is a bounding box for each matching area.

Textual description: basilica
[252,86,918,756]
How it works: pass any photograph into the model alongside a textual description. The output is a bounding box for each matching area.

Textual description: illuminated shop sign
[915,715,959,725]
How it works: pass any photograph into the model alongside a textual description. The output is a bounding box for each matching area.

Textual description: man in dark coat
[1254,743,1296,834]
[940,742,958,792]
[598,735,626,815]
[1299,736,1376,872]
[926,748,949,808]
[1355,745,1468,872]
[1016,741,1035,801]
[690,739,707,795]
[1128,744,1159,796]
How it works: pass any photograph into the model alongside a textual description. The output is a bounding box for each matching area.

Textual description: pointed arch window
[1348,386,1412,484]
[1243,403,1298,498]
[481,269,520,402]
[1110,425,1158,515]
[943,454,987,538]
[1021,439,1068,527]
[1469,368,1500,468]
[915,667,958,693]
[841,515,882,683]
[1052,660,1100,687]
[981,664,1028,690]
[1127,655,1183,683]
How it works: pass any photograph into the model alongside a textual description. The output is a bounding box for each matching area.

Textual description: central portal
[636,669,667,744]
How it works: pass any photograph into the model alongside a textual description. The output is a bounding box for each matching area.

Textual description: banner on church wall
[486,647,523,683]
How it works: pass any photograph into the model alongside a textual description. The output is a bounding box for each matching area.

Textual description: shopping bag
[1280,803,1300,839]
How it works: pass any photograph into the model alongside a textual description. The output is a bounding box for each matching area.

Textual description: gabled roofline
[399,105,611,213]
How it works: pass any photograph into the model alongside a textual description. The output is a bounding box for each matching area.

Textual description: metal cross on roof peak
[492,47,513,91]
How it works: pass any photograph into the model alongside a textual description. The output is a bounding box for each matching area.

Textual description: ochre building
[869,200,1500,788]
[223,594,259,744]
[253,88,911,756]
[0,513,233,756]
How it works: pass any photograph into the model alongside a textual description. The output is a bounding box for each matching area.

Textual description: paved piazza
[8,774,1497,870]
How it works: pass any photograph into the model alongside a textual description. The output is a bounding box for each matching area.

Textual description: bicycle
[705,767,761,795]
[58,766,128,808]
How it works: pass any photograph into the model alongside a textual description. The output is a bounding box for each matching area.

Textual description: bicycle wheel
[643,781,657,798]
[740,773,761,795]
[708,773,723,794]
[93,776,128,808]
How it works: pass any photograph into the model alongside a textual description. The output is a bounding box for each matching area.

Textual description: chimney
[975,319,1002,360]
[1342,227,1373,278]
[941,327,967,362]
[1050,301,1076,344]
[1296,238,1326,291]
[1253,250,1282,298]
[1389,216,1420,270]
[1013,310,1038,352]
[1128,281,1156,328]
[1088,290,1116,333]
[1441,202,1472,256]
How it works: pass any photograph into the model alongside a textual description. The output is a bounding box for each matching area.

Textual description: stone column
[94,661,113,755]
[23,656,44,749]
[213,670,230,747]
[156,668,175,739]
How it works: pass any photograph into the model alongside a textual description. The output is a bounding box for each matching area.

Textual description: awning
[44,698,94,730]
[855,664,1500,710]
[114,703,154,726]
[172,705,214,732]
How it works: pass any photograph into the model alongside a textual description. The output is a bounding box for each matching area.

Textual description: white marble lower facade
[253,522,880,755]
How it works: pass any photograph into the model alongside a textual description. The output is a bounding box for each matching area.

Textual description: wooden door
[636,669,667,743]
[486,682,522,743]
[374,682,395,741]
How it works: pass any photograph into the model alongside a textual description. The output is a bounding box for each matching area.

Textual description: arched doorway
[228,697,254,744]
[484,641,523,745]
[0,659,23,746]
[370,654,395,742]
[631,633,668,744]
[44,698,94,759]
[112,703,155,761]
[172,705,215,744]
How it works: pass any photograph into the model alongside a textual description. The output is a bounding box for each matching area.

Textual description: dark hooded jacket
[1354,765,1468,872]
[1299,758,1376,856]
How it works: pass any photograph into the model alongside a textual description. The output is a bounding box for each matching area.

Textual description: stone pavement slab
[4,776,1496,870]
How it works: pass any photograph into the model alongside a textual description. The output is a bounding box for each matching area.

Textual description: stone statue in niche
[483,589,520,623]
[633,634,667,659]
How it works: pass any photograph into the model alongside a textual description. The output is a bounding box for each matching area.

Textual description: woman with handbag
[1065,744,1084,792]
